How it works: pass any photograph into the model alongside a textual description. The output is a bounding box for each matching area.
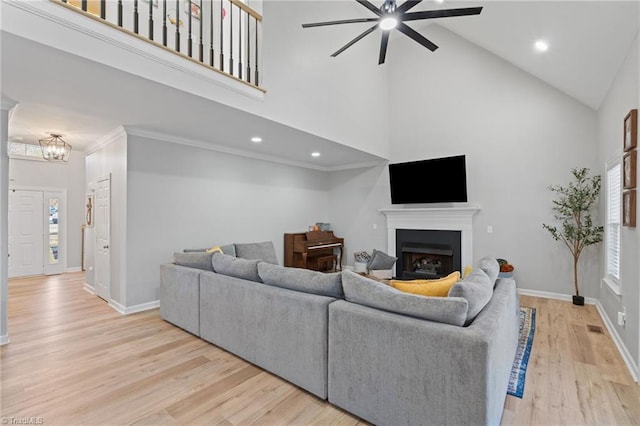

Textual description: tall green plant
[542,167,604,297]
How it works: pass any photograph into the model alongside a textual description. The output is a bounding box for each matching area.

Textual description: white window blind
[606,163,621,281]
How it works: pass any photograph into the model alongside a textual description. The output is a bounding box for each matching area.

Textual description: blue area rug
[507,306,536,398]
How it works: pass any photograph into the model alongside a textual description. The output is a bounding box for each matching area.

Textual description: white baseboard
[83,283,95,295]
[109,300,160,315]
[66,267,82,273]
[518,287,638,383]
[517,288,597,305]
[594,301,639,383]
[0,334,9,345]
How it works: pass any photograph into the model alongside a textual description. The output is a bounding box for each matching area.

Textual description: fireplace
[396,229,461,279]
[380,206,480,278]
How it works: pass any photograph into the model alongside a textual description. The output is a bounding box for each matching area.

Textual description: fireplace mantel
[380,206,480,274]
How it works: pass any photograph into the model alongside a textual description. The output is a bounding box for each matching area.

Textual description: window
[7,142,45,161]
[605,161,621,293]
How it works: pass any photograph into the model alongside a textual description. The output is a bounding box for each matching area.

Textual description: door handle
[104,245,109,249]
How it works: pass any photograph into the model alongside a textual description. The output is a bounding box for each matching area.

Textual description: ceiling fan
[301,0,483,64]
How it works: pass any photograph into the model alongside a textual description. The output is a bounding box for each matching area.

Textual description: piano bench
[308,254,338,272]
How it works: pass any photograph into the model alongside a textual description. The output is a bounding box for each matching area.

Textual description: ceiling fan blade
[378,32,390,64]
[331,24,378,57]
[396,22,438,51]
[401,7,483,22]
[355,0,382,16]
[302,18,379,28]
[396,0,423,14]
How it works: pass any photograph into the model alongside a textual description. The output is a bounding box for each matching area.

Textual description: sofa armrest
[328,279,519,426]
[159,263,201,336]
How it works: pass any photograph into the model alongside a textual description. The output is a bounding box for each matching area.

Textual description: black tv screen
[389,155,468,204]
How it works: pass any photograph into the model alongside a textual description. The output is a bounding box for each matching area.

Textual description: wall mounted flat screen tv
[389,155,468,204]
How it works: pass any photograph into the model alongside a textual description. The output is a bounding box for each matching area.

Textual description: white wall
[85,128,128,306]
[8,154,85,269]
[0,98,16,345]
[125,134,330,306]
[329,26,600,299]
[596,33,639,371]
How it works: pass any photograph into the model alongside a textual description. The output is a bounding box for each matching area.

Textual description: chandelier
[39,134,72,162]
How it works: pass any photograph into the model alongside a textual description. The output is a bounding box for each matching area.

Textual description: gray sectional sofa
[160,241,520,425]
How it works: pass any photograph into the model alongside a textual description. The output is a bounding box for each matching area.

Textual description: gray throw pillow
[477,256,499,283]
[258,263,343,298]
[235,241,278,264]
[212,252,261,282]
[341,270,468,326]
[366,249,397,270]
[173,252,214,271]
[448,268,493,324]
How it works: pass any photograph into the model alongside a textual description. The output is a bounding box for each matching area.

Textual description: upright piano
[284,231,344,272]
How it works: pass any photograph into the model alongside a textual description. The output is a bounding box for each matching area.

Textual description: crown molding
[85,126,127,155]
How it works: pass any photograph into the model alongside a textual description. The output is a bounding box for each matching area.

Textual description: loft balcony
[53,0,264,91]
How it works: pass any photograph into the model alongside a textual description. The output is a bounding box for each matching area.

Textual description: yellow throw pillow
[206,245,224,254]
[390,271,461,297]
[463,265,473,279]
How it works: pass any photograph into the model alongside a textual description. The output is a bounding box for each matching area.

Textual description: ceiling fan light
[379,16,398,31]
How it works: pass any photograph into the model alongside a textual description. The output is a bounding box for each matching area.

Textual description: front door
[94,176,111,301]
[8,190,44,278]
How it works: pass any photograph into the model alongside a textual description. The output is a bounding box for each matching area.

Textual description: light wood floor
[1,273,639,425]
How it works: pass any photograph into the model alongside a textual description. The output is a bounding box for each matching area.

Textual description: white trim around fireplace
[380,206,481,276]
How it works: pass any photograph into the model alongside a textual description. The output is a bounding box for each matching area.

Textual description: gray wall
[328,25,600,299]
[8,154,86,269]
[596,33,639,369]
[125,135,330,306]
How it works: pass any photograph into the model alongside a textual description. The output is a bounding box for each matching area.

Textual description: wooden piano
[284,231,344,272]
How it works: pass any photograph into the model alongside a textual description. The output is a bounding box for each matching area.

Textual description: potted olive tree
[543,168,604,305]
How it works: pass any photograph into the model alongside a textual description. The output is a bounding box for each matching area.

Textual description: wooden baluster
[198,0,204,62]
[175,0,181,52]
[188,0,193,57]
[238,9,242,79]
[81,0,87,11]
[148,0,154,40]
[209,0,215,66]
[118,0,123,26]
[254,15,258,86]
[229,2,233,75]
[134,0,139,34]
[100,0,106,19]
[246,11,250,83]
[219,0,224,72]
[162,0,167,46]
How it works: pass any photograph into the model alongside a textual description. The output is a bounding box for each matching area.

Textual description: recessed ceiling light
[250,136,262,143]
[534,40,549,52]
[435,0,444,3]
[311,152,321,157]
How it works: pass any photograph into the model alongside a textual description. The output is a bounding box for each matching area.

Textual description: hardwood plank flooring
[1,274,638,425]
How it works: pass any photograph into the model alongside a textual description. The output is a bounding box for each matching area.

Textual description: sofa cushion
[183,244,236,256]
[212,252,261,282]
[390,271,461,297]
[366,249,397,271]
[235,241,278,264]
[477,257,499,283]
[258,263,344,298]
[172,252,214,271]
[341,270,468,326]
[448,268,493,324]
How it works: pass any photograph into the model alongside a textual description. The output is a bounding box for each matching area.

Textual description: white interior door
[8,190,44,278]
[94,177,111,301]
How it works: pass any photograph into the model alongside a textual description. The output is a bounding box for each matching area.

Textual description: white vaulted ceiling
[2,1,639,167]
